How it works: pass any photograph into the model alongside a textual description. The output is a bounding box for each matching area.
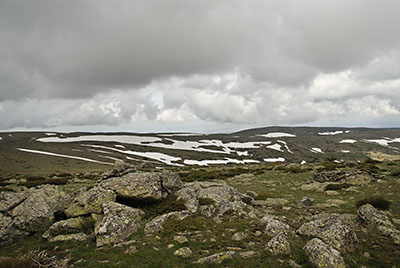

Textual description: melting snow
[38,135,161,144]
[339,139,357,144]
[310,148,323,153]
[184,158,259,166]
[114,145,126,148]
[236,151,249,156]
[159,133,203,137]
[267,144,283,152]
[318,131,344,136]
[263,157,285,162]
[341,150,350,153]
[17,148,113,165]
[258,132,296,138]
[364,138,400,147]
[45,133,57,136]
[301,160,306,165]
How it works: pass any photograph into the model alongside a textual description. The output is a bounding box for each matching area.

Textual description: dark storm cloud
[0,0,400,130]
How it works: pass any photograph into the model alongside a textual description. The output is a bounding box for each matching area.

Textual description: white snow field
[263,157,285,162]
[339,139,357,144]
[257,132,296,138]
[310,148,323,153]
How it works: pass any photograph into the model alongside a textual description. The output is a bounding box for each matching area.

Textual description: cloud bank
[1,0,400,131]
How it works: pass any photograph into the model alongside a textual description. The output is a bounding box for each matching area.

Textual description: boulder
[100,171,182,201]
[0,213,27,245]
[175,181,253,217]
[297,213,358,252]
[358,204,400,245]
[239,251,260,258]
[266,232,291,255]
[0,191,27,212]
[43,217,91,240]
[300,197,314,206]
[195,251,235,264]
[300,182,327,192]
[95,202,144,247]
[144,211,191,235]
[65,186,116,217]
[261,214,291,236]
[304,238,346,268]
[10,185,71,233]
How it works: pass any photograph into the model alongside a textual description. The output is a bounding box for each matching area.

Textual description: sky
[1,0,400,133]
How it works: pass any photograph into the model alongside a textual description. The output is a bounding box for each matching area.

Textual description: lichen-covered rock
[95,202,144,247]
[195,251,235,264]
[300,182,327,192]
[266,232,291,255]
[10,185,71,233]
[0,213,27,245]
[49,233,89,242]
[300,197,314,206]
[65,186,116,217]
[304,238,346,268]
[261,214,291,236]
[173,247,192,258]
[175,181,254,217]
[232,232,246,241]
[239,251,260,258]
[358,204,400,245]
[0,191,27,212]
[100,171,182,201]
[144,211,191,235]
[43,217,91,240]
[297,213,358,252]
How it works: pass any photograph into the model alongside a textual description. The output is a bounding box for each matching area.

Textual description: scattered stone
[301,197,314,206]
[174,247,192,258]
[209,237,216,242]
[304,238,346,268]
[325,190,339,196]
[95,202,144,247]
[364,252,370,258]
[239,251,259,258]
[266,232,291,255]
[43,217,90,240]
[173,235,189,244]
[232,232,246,241]
[300,182,327,192]
[314,171,348,183]
[261,214,291,236]
[168,244,175,249]
[226,247,243,251]
[65,186,116,217]
[124,246,138,255]
[255,230,262,237]
[195,251,235,264]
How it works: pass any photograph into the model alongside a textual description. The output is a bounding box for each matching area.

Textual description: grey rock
[0,213,27,245]
[301,197,314,206]
[264,198,289,207]
[195,251,235,264]
[304,238,346,268]
[95,202,144,247]
[173,235,188,244]
[144,210,191,235]
[43,217,91,240]
[65,186,116,217]
[266,232,291,255]
[0,191,27,212]
[124,246,138,255]
[261,214,291,236]
[239,251,260,258]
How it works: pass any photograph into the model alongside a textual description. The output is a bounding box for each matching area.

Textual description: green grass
[325,183,352,191]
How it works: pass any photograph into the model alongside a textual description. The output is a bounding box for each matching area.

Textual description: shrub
[356,196,391,210]
[325,183,351,191]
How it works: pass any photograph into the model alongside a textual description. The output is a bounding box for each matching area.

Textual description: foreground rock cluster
[1,163,399,267]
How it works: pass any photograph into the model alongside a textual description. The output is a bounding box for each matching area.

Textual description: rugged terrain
[0,127,399,267]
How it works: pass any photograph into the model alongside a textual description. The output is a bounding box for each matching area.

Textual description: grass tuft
[356,196,391,210]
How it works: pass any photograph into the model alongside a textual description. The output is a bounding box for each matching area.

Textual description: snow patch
[341,150,350,153]
[17,148,113,165]
[263,157,285,162]
[236,151,249,156]
[184,158,259,166]
[267,144,283,152]
[258,132,296,138]
[318,131,344,136]
[310,148,323,153]
[45,133,57,136]
[339,139,357,144]
[300,160,306,165]
[364,138,400,147]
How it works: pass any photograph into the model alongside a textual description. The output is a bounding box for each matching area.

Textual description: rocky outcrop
[65,186,116,217]
[174,247,192,258]
[358,204,400,245]
[304,238,346,268]
[175,181,254,217]
[100,171,182,201]
[266,232,291,255]
[144,211,191,235]
[49,233,89,242]
[95,202,144,247]
[314,171,348,183]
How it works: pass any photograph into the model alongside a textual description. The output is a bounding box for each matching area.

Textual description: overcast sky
[1,0,400,133]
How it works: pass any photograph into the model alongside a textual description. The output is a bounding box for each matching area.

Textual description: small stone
[168,244,175,249]
[174,247,192,258]
[325,190,339,196]
[288,259,302,268]
[195,251,235,264]
[239,251,259,258]
[255,231,262,237]
[304,238,346,268]
[364,252,370,258]
[173,235,189,244]
[226,247,242,251]
[266,232,291,255]
[301,197,314,206]
[124,246,138,255]
[232,232,246,241]
[209,237,216,242]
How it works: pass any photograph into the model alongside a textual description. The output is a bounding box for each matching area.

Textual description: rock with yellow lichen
[304,238,346,268]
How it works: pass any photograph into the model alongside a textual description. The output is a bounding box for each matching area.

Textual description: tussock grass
[356,196,391,210]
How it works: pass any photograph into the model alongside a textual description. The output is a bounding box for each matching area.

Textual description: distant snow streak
[184,158,259,166]
[339,139,357,144]
[258,132,296,138]
[17,148,113,165]
[263,157,285,162]
[310,148,323,153]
